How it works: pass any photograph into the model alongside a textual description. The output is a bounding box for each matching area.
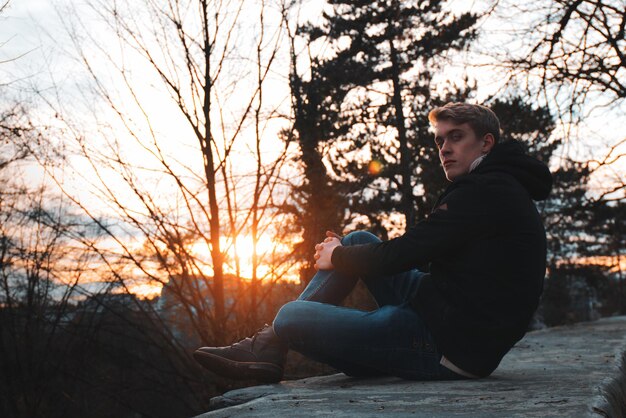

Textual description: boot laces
[230,324,270,349]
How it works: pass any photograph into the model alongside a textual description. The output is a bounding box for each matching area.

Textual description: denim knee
[341,230,381,246]
[273,301,303,339]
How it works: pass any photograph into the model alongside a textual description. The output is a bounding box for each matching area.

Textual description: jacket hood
[474,140,553,200]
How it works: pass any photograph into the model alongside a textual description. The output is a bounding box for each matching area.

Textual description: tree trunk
[201,0,225,344]
[388,35,415,227]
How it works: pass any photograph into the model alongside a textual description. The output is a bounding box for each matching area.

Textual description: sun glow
[570,256,625,274]
[188,234,295,281]
[232,234,273,264]
[122,282,163,300]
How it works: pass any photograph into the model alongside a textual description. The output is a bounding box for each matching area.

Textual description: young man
[193,102,553,382]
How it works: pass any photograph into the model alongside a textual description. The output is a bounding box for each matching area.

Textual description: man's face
[433,120,493,181]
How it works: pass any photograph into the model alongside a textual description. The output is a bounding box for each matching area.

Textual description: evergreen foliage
[284,0,479,282]
[283,0,623,322]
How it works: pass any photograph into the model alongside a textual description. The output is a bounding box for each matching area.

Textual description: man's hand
[314,230,343,270]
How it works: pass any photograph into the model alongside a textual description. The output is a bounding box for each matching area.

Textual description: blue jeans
[273,231,464,380]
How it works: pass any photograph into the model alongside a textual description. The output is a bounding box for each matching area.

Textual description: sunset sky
[1,0,624,298]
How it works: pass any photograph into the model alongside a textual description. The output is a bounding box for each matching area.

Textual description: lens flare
[368,160,383,176]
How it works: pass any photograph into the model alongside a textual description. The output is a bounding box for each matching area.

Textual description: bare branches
[498,0,625,115]
[43,0,298,349]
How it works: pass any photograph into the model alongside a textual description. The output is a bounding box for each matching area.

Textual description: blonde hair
[428,103,501,143]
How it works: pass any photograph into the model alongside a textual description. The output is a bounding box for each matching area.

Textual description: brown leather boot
[193,324,288,383]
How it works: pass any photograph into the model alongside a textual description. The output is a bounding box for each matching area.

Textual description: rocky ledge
[196,316,626,417]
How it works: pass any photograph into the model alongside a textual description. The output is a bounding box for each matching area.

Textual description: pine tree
[303,0,478,228]
[283,1,479,279]
[284,1,620,318]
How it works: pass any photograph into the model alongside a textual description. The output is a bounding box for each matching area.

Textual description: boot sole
[193,350,283,383]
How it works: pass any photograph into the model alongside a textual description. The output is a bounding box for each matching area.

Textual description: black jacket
[331,140,552,377]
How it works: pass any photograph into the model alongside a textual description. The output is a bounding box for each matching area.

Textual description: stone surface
[196,316,626,417]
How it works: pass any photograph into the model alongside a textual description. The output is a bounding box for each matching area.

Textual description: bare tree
[0,1,302,414]
[483,0,625,223]
[38,0,296,347]
[480,0,625,186]
[0,46,107,416]
[0,184,98,417]
[489,0,624,114]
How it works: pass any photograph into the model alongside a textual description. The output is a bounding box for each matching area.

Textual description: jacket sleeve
[331,180,489,278]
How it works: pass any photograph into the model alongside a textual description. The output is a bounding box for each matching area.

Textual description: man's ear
[482,133,495,154]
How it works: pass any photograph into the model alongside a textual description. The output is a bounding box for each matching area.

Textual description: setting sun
[188,234,294,281]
